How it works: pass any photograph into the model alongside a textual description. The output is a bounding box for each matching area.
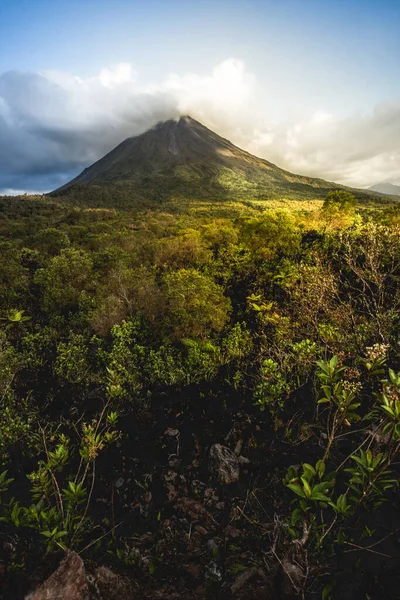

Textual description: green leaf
[310,492,331,502]
[302,463,316,479]
[322,584,333,600]
[301,477,312,498]
[330,355,338,368]
[286,483,306,498]
[316,460,326,478]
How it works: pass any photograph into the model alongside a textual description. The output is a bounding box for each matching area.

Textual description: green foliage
[254,358,289,414]
[240,210,301,260]
[322,190,356,215]
[0,331,21,396]
[345,449,396,509]
[54,333,89,383]
[1,185,400,593]
[221,322,253,363]
[378,368,400,439]
[163,268,231,339]
[181,338,221,382]
[34,247,94,312]
[31,228,70,255]
[284,460,335,503]
[316,355,361,425]
[0,397,33,462]
[104,318,146,401]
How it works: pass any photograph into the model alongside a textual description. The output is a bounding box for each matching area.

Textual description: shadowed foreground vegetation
[0,190,400,599]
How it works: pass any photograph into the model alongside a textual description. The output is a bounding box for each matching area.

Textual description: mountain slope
[369,182,400,196]
[51,116,385,205]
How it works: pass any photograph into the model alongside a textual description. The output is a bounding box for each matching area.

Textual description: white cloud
[0,59,399,192]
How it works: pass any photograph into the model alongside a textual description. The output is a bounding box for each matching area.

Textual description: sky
[0,0,399,194]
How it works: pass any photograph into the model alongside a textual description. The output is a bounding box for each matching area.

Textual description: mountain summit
[51,116,375,203]
[368,182,400,197]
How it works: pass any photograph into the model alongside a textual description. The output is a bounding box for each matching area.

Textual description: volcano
[51,116,376,204]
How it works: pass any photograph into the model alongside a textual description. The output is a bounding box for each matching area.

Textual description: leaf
[321,385,332,399]
[322,583,333,600]
[381,405,395,418]
[330,355,338,368]
[302,463,316,478]
[316,460,326,478]
[312,481,330,495]
[389,369,399,386]
[301,477,312,498]
[287,483,306,498]
[310,492,330,502]
[382,422,393,435]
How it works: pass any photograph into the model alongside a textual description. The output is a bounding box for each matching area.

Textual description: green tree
[32,228,70,256]
[322,190,356,215]
[34,248,94,312]
[163,268,231,339]
[240,210,300,260]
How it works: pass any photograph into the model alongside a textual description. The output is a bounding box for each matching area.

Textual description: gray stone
[25,552,88,600]
[93,565,137,600]
[114,477,124,489]
[281,558,305,598]
[209,444,240,485]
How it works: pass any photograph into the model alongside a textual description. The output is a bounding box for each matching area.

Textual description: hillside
[51,116,381,206]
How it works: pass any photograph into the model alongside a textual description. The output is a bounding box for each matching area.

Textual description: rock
[209,444,240,485]
[25,551,88,600]
[164,428,179,437]
[142,491,152,503]
[226,525,242,538]
[205,560,222,583]
[231,567,265,595]
[238,455,250,466]
[92,565,137,600]
[206,539,219,557]
[114,477,124,489]
[183,563,202,580]
[234,439,243,456]
[194,525,207,535]
[88,387,104,399]
[281,559,305,599]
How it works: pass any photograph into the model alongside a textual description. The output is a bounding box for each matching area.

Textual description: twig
[40,426,65,527]
[72,461,96,543]
[343,541,391,558]
[319,517,337,546]
[78,521,123,555]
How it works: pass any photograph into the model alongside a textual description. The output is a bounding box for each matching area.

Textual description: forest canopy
[0,191,400,598]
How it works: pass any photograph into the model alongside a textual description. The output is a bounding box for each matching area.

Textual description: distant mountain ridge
[368,182,400,196]
[51,116,390,205]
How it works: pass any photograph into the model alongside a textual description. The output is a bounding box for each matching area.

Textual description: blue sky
[0,0,399,192]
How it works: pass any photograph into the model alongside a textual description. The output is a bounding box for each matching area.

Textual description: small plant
[316,355,362,459]
[254,358,289,416]
[284,460,335,505]
[345,449,396,509]
[364,343,389,376]
[378,368,400,439]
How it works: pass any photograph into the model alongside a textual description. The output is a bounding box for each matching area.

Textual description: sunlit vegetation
[0,190,400,597]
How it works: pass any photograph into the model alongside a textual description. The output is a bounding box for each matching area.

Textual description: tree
[322,190,356,214]
[34,248,94,312]
[240,210,301,260]
[163,268,231,339]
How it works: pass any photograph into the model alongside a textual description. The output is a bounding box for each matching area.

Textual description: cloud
[0,59,399,193]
